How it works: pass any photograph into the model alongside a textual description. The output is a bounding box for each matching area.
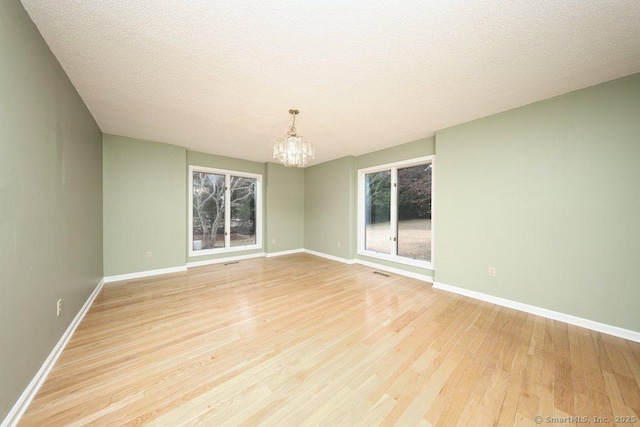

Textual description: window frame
[188,165,263,257]
[357,156,434,269]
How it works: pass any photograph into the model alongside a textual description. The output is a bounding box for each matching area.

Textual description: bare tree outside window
[192,172,257,251]
[192,173,225,250]
[230,176,256,247]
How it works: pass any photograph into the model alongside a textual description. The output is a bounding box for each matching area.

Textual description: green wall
[304,156,356,259]
[103,145,304,272]
[0,0,103,418]
[186,150,266,262]
[103,135,186,276]
[265,163,304,253]
[435,73,640,331]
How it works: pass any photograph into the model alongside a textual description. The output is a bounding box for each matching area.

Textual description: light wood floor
[21,254,640,426]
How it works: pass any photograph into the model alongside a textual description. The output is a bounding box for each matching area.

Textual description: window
[189,166,262,256]
[358,156,433,268]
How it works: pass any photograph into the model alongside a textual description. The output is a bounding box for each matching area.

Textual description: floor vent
[224,261,240,266]
[373,271,390,277]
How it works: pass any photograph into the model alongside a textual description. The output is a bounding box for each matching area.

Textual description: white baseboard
[303,249,356,265]
[186,252,266,268]
[103,266,187,283]
[265,249,304,258]
[2,279,105,427]
[302,250,433,282]
[105,251,300,276]
[355,259,433,282]
[433,281,640,343]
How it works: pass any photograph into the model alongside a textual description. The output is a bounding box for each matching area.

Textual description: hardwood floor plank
[603,334,634,378]
[615,373,640,414]
[553,320,575,416]
[515,315,543,421]
[601,371,631,422]
[495,311,529,426]
[18,254,640,426]
[578,327,608,396]
[620,341,640,391]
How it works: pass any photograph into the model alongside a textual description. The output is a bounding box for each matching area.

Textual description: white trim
[430,160,435,270]
[188,165,263,258]
[2,279,105,427]
[186,252,265,268]
[357,249,433,269]
[390,170,398,257]
[355,258,433,282]
[265,249,305,258]
[189,244,263,257]
[224,174,231,248]
[301,249,434,282]
[358,156,435,174]
[433,281,640,343]
[103,266,187,283]
[303,249,356,265]
[357,155,435,268]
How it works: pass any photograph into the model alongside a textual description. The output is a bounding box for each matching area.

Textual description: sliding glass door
[189,166,262,256]
[229,176,257,247]
[358,157,433,268]
[365,170,391,254]
[397,164,431,262]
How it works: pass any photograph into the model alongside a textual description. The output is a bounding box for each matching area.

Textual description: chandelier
[273,109,314,168]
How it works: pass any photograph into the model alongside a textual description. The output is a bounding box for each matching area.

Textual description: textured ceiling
[20,0,640,165]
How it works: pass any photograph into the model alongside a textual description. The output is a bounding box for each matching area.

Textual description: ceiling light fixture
[273,109,314,168]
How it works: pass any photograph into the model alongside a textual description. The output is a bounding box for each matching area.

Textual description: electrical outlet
[272,239,276,245]
[146,251,152,259]
[56,299,62,316]
[488,267,496,277]
[337,242,341,248]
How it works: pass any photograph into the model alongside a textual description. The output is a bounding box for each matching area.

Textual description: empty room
[2,0,640,425]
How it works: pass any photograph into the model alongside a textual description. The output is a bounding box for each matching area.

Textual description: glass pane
[365,170,391,254]
[230,176,256,247]
[397,163,432,261]
[192,172,225,250]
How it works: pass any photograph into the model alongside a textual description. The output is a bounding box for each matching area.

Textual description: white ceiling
[21,0,640,165]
